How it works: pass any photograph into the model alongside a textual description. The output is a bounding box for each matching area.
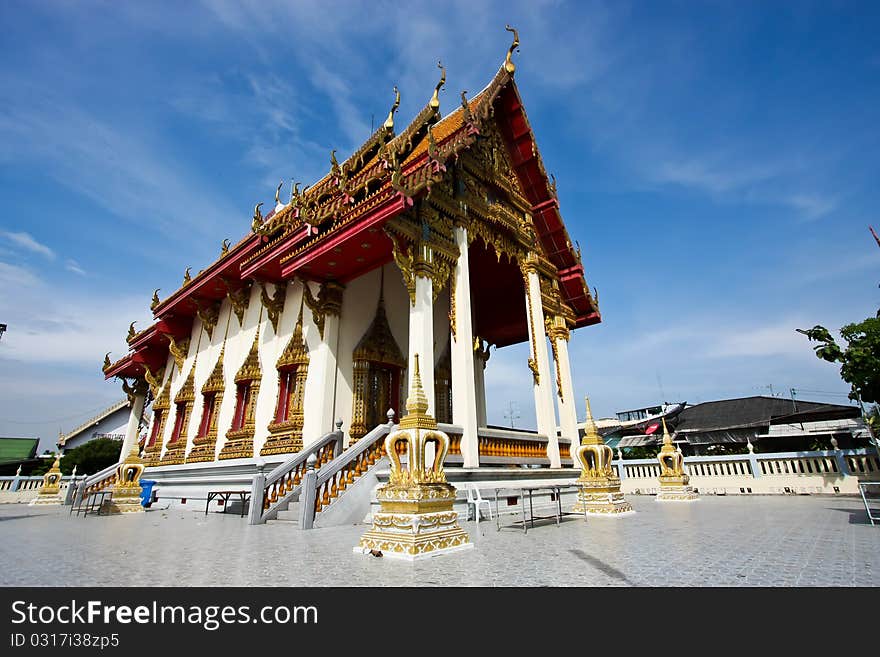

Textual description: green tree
[58,438,122,476]
[796,311,880,405]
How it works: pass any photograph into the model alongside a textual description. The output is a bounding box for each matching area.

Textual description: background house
[587,396,872,455]
[56,399,133,452]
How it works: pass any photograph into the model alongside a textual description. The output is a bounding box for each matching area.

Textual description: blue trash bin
[139,480,157,508]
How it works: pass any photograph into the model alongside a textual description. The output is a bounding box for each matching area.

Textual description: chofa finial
[252,202,264,232]
[103,351,112,371]
[384,86,400,132]
[275,180,283,205]
[151,288,161,308]
[505,24,520,74]
[221,238,230,256]
[127,321,136,341]
[430,60,446,111]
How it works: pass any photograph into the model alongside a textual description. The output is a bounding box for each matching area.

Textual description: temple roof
[106,41,600,380]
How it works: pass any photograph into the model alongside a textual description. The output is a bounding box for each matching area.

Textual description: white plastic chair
[466,484,493,523]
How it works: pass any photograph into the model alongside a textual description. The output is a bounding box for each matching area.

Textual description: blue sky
[1,1,878,451]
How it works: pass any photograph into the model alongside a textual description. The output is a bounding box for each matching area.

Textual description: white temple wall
[299,281,336,444]
[334,263,409,445]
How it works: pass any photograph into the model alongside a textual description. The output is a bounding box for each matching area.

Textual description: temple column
[547,316,578,464]
[119,378,148,461]
[302,281,344,445]
[523,257,560,467]
[474,343,489,427]
[409,251,435,416]
[450,225,479,468]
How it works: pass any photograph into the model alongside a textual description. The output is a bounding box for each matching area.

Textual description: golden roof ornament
[330,149,341,177]
[275,180,283,205]
[399,354,437,431]
[183,267,192,285]
[430,60,446,111]
[251,203,264,232]
[127,321,137,341]
[151,288,161,309]
[504,24,520,75]
[221,238,230,256]
[383,86,400,132]
[103,352,112,371]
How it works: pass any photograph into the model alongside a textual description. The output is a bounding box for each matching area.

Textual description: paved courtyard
[1,495,877,586]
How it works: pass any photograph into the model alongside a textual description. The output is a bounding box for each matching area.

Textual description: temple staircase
[251,411,396,528]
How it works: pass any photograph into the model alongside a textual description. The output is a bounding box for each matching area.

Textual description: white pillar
[119,383,147,461]
[525,266,560,467]
[450,225,479,468]
[550,323,579,464]
[409,272,435,415]
[302,289,342,445]
[474,347,488,427]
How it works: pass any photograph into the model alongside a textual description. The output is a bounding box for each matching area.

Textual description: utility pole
[503,401,520,429]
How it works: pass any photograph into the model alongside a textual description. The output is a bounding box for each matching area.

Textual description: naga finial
[505,24,520,74]
[221,238,230,256]
[330,149,340,176]
[289,180,298,204]
[383,86,400,132]
[151,288,160,308]
[103,352,112,371]
[460,89,474,124]
[127,321,137,341]
[275,180,283,205]
[430,60,446,111]
[251,202,264,232]
[183,267,192,285]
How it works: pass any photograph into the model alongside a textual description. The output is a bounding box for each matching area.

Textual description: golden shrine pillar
[103,448,147,514]
[655,418,698,502]
[30,455,64,506]
[572,397,634,516]
[356,354,472,560]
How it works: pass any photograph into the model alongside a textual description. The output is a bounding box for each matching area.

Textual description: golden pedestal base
[572,476,634,516]
[656,476,699,501]
[356,483,472,561]
[102,484,145,514]
[29,490,63,506]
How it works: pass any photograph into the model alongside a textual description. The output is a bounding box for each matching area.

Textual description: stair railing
[300,410,397,529]
[249,421,344,525]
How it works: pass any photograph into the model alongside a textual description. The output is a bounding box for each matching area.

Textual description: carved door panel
[367,365,399,429]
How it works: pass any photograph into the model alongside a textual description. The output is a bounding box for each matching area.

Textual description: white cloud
[1,231,55,260]
[64,259,86,276]
[0,261,43,288]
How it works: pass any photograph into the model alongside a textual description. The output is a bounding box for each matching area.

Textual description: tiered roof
[105,29,600,381]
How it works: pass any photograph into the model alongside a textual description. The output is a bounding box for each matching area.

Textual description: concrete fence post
[249,472,266,526]
[299,454,318,530]
[616,449,626,480]
[747,441,762,479]
[11,465,22,492]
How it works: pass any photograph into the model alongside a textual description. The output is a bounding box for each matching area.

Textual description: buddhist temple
[101,28,601,516]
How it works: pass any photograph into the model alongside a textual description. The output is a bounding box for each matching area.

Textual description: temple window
[170,402,188,443]
[231,382,251,431]
[261,300,309,456]
[147,411,163,447]
[196,394,216,438]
